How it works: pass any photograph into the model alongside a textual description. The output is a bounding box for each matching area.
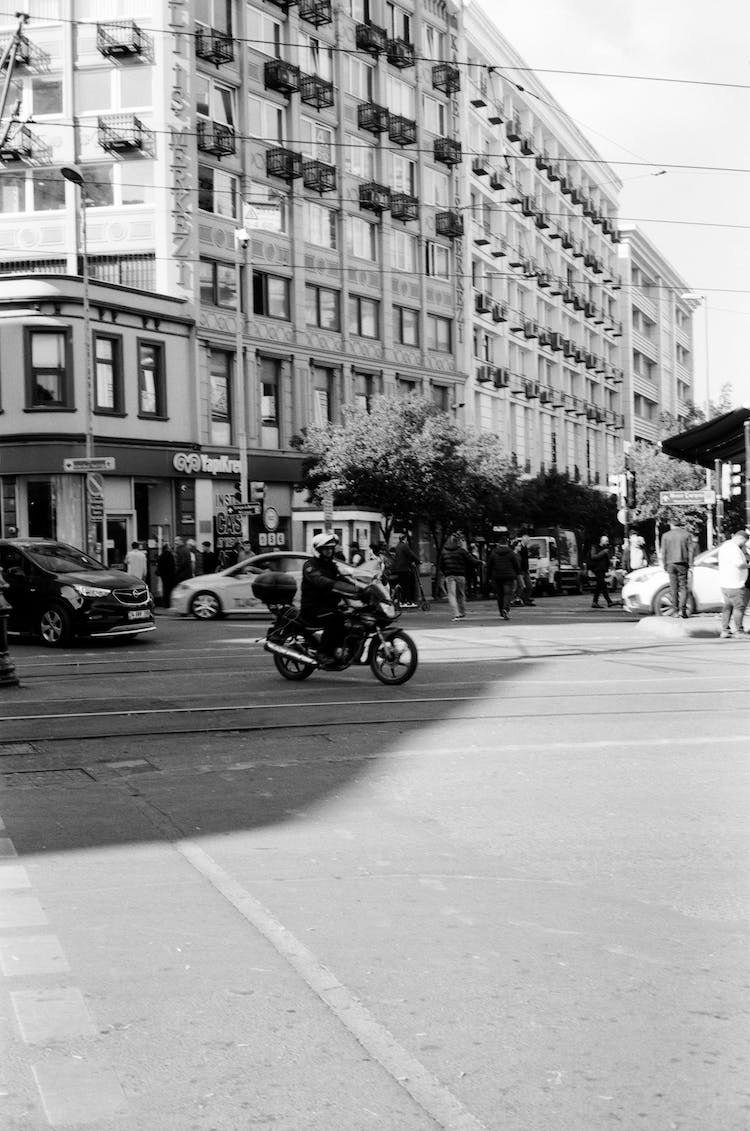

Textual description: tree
[626,441,706,540]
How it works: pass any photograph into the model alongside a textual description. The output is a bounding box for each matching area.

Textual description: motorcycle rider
[301,532,358,664]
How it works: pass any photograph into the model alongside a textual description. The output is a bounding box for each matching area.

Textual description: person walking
[173,537,193,585]
[237,539,254,563]
[124,541,148,581]
[516,534,535,606]
[156,544,176,607]
[201,541,217,574]
[486,530,520,620]
[392,534,420,606]
[659,519,694,618]
[440,535,475,621]
[589,536,614,608]
[717,529,749,639]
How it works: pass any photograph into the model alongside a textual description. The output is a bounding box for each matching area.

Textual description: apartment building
[0,0,634,558]
[618,227,698,443]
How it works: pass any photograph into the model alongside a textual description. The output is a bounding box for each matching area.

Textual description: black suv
[0,539,155,647]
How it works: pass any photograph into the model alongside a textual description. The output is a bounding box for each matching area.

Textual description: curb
[635,615,722,640]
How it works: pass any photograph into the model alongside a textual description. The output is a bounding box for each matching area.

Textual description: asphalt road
[0,598,748,1130]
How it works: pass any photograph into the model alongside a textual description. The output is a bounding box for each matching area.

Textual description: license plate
[128,610,151,621]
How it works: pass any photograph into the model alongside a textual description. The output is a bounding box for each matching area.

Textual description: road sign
[63,457,115,472]
[227,503,261,516]
[86,472,104,498]
[659,490,715,506]
[88,498,104,521]
[616,507,633,526]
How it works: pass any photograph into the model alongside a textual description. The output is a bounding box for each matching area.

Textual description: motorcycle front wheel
[272,630,316,681]
[369,630,418,685]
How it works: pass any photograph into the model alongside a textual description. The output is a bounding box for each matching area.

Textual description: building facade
[0,0,679,557]
[618,227,698,444]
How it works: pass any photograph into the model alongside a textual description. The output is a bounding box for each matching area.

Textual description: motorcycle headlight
[73,583,111,598]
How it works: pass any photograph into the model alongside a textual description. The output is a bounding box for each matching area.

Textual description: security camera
[235,228,250,249]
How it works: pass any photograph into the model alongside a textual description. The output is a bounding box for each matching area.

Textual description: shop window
[210,349,232,445]
[137,340,166,418]
[93,333,123,413]
[349,295,379,338]
[253,272,290,320]
[305,284,340,330]
[25,328,71,408]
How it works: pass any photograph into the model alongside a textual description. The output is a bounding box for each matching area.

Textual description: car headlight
[73,583,111,598]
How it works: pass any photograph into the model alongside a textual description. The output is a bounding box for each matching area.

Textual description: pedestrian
[237,539,254,562]
[589,536,614,608]
[717,529,749,639]
[124,540,148,581]
[486,529,520,620]
[628,532,647,571]
[440,534,477,621]
[201,541,217,574]
[186,538,200,576]
[659,519,694,618]
[173,536,193,584]
[392,534,420,606]
[156,543,176,607]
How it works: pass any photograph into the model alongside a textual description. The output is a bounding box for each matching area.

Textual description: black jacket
[440,545,475,578]
[589,546,610,575]
[300,556,356,615]
[487,544,520,582]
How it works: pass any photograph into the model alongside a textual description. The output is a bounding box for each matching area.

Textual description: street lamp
[61,164,96,555]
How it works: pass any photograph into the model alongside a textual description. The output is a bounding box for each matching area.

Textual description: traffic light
[720,463,742,499]
[625,469,637,509]
[232,481,242,502]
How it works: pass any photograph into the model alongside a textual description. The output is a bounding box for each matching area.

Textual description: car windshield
[24,543,105,573]
[526,540,543,559]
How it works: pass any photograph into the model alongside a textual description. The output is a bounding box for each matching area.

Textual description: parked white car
[621,547,723,616]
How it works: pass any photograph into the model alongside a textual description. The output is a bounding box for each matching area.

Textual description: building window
[386,2,411,40]
[31,77,63,116]
[253,272,290,319]
[198,164,238,218]
[259,357,280,448]
[425,241,450,280]
[210,349,232,445]
[300,117,333,161]
[392,154,416,195]
[422,95,445,135]
[299,35,334,82]
[25,328,71,408]
[311,365,335,423]
[138,340,166,417]
[200,259,237,308]
[347,217,377,262]
[394,305,419,346]
[196,0,232,33]
[344,136,375,180]
[423,23,446,61]
[304,201,337,249]
[93,333,123,413]
[246,9,282,58]
[431,383,450,411]
[391,229,418,272]
[248,96,285,143]
[306,284,340,330]
[349,296,379,339]
[346,57,374,100]
[426,314,452,352]
[353,371,375,413]
[388,75,416,117]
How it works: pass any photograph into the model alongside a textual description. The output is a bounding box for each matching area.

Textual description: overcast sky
[478,0,750,411]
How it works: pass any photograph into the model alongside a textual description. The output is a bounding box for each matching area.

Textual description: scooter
[252,571,419,686]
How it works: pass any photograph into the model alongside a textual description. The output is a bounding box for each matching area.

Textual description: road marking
[0,935,70,977]
[126,788,489,1131]
[32,1061,128,1126]
[11,986,98,1044]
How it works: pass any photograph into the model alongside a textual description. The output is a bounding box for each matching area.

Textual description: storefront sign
[172,452,242,476]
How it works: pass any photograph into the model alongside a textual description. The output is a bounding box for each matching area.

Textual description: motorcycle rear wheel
[369,630,418,685]
[272,631,315,681]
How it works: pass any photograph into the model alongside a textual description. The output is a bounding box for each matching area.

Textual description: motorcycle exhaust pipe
[264,640,317,666]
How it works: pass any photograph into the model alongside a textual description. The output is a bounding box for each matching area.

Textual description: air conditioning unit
[524,380,540,399]
[493,367,511,388]
[549,332,564,351]
[475,291,492,314]
[539,388,551,404]
[537,329,551,347]
[475,365,491,383]
[523,320,539,338]
[492,302,507,322]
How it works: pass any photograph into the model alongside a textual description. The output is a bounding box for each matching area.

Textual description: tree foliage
[627,440,706,533]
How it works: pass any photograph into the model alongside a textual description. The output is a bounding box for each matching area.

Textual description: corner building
[0,0,632,557]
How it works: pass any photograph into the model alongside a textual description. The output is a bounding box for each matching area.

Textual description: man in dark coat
[392,535,420,606]
[173,537,193,585]
[201,541,217,574]
[589,536,614,608]
[300,532,358,663]
[156,544,176,607]
[486,530,520,620]
[440,535,477,621]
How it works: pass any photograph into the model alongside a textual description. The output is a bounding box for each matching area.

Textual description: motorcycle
[252,570,419,686]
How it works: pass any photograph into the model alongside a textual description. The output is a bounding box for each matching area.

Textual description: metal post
[745,420,750,530]
[234,228,250,543]
[714,459,723,544]
[0,568,19,688]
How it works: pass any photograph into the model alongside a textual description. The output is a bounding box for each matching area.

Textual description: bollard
[0,567,19,687]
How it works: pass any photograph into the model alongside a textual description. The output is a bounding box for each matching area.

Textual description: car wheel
[652,587,695,617]
[39,605,72,647]
[190,591,223,620]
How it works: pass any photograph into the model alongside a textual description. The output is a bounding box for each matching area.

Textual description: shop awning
[661,408,750,469]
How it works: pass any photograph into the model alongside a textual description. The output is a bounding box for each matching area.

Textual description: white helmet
[312,531,339,554]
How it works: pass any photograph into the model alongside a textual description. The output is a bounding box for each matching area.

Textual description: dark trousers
[495,579,516,615]
[668,563,689,614]
[591,573,612,605]
[395,569,414,603]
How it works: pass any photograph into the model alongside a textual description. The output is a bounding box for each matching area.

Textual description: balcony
[299,0,333,25]
[388,114,417,147]
[300,73,334,110]
[472,155,490,177]
[432,63,461,95]
[435,210,463,238]
[266,146,302,182]
[196,119,235,157]
[97,114,151,153]
[264,59,301,96]
[390,192,418,221]
[97,20,146,58]
[359,183,390,213]
[475,291,492,314]
[506,117,522,142]
[358,102,389,134]
[303,159,336,194]
[387,37,415,68]
[0,32,29,67]
[434,137,462,167]
[195,25,234,66]
[0,123,35,163]
[355,22,387,55]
